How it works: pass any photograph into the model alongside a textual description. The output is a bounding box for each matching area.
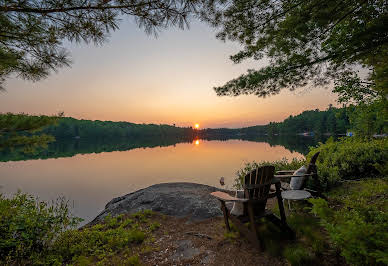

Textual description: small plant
[283,244,315,266]
[223,231,239,240]
[149,222,160,231]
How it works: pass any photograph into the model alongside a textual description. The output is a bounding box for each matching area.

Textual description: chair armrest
[276,170,296,174]
[304,188,318,193]
[210,191,248,202]
[274,173,315,179]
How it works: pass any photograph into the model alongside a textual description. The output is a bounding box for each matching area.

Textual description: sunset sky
[0,20,338,128]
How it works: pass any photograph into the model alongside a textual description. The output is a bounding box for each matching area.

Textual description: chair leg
[275,182,287,223]
[220,200,230,232]
[247,202,263,250]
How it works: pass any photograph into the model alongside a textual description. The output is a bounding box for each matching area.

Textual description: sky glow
[0,20,338,128]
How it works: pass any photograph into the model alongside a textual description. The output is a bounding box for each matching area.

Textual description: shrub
[0,192,81,264]
[309,179,388,265]
[0,192,155,265]
[234,157,306,189]
[53,220,145,263]
[307,137,387,189]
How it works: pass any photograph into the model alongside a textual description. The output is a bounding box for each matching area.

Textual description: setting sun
[195,140,200,145]
[195,123,200,129]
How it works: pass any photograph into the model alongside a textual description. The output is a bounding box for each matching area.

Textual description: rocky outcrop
[90,182,231,224]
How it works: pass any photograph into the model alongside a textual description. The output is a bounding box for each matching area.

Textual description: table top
[281,190,312,200]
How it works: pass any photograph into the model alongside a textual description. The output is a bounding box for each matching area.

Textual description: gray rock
[90,182,231,224]
[172,239,201,261]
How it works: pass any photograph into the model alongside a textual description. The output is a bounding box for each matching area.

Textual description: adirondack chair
[211,165,294,250]
[275,151,326,199]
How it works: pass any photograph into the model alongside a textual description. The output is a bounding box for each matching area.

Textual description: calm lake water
[0,137,324,224]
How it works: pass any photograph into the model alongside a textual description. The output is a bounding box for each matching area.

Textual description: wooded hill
[40,106,352,140]
[199,106,352,137]
[11,102,383,143]
[42,117,195,139]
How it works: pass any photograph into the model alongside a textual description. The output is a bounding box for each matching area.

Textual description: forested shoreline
[38,103,385,141]
[1,102,384,162]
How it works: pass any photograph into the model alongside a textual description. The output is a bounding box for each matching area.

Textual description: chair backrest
[306,151,320,174]
[244,165,275,201]
[303,151,320,189]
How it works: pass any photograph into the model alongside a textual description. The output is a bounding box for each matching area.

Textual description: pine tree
[0,0,198,89]
[201,0,387,98]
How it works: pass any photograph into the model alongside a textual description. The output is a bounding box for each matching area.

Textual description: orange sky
[0,20,338,128]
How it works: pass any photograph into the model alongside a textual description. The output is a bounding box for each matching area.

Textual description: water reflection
[0,135,329,162]
[0,139,306,224]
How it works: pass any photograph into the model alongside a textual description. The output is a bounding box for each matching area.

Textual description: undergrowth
[0,192,158,265]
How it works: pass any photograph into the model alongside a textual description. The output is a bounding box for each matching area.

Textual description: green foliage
[53,215,146,263]
[346,99,388,136]
[333,73,381,105]
[0,0,197,89]
[234,157,305,189]
[0,192,158,264]
[250,210,327,264]
[0,192,82,264]
[42,117,195,139]
[307,137,388,188]
[309,179,388,265]
[202,0,387,98]
[283,244,315,266]
[52,211,157,264]
[0,113,58,153]
[149,222,161,232]
[252,106,351,136]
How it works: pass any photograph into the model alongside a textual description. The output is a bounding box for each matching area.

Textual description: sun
[194,123,200,129]
[195,140,200,145]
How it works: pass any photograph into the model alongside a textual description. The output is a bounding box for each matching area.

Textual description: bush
[234,157,306,189]
[0,192,81,264]
[0,192,155,265]
[309,179,388,265]
[307,137,387,189]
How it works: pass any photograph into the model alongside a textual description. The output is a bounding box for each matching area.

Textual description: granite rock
[90,182,231,224]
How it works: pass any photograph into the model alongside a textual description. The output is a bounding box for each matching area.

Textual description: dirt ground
[137,198,288,266]
[140,214,288,266]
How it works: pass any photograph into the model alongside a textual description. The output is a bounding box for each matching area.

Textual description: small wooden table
[281,190,312,211]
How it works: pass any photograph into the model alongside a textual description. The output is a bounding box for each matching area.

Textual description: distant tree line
[41,117,195,139]
[41,103,387,141]
[199,103,386,137]
[241,105,351,136]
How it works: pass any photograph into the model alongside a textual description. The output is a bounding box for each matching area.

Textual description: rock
[171,239,201,261]
[90,182,231,224]
[201,250,215,264]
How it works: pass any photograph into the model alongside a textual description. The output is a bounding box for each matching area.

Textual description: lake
[0,136,326,224]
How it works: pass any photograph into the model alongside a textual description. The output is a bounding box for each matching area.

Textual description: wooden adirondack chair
[210,165,294,250]
[275,151,326,199]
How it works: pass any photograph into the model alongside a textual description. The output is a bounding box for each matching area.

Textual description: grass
[51,211,158,265]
